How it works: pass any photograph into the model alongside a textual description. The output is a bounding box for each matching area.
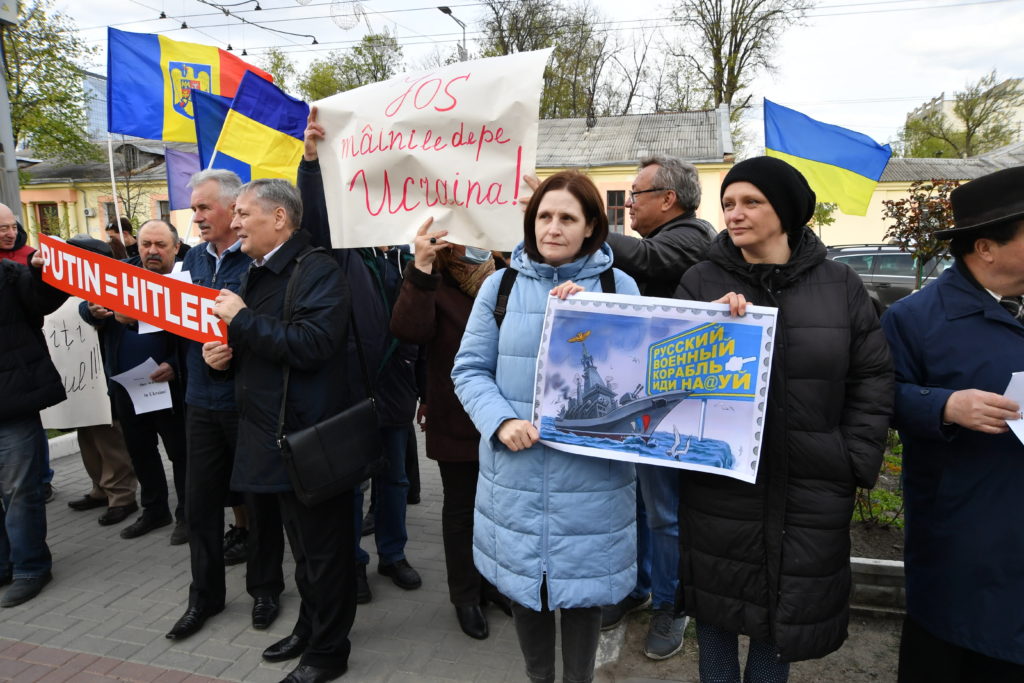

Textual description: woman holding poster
[452,171,640,683]
[674,156,893,682]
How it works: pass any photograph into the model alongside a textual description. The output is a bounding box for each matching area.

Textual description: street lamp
[437,6,467,61]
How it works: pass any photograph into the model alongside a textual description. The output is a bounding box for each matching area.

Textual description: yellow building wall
[813,181,932,247]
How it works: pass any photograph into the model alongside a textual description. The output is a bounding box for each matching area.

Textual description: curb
[850,556,905,616]
[48,432,80,462]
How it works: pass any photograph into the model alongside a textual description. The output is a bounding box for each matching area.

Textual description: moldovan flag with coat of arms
[764,99,892,216]
[209,72,309,183]
[107,27,272,143]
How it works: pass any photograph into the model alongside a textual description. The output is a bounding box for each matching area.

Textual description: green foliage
[1,0,100,162]
[297,32,403,101]
[853,431,905,529]
[882,179,959,288]
[258,47,298,95]
[901,71,1024,158]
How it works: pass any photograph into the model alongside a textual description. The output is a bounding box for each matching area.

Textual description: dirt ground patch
[600,611,900,682]
[851,523,904,561]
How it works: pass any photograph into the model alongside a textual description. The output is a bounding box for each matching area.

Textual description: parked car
[826,244,953,310]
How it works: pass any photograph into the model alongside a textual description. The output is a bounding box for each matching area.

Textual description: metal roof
[536,109,728,168]
[880,142,1024,183]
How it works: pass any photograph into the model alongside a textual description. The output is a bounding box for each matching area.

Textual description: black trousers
[113,385,186,521]
[437,460,484,605]
[279,489,357,670]
[184,406,285,609]
[899,615,1024,683]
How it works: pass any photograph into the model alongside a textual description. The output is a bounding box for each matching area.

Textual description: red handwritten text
[385,73,471,118]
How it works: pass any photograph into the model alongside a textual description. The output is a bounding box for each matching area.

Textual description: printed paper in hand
[110,357,172,415]
[1003,371,1024,445]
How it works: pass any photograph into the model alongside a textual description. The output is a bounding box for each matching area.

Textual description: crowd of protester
[1,117,1022,682]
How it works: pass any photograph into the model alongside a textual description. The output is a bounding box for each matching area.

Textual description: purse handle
[275,247,376,447]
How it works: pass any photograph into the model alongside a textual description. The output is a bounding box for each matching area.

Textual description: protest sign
[38,234,226,344]
[532,293,777,484]
[316,49,552,251]
[40,297,112,430]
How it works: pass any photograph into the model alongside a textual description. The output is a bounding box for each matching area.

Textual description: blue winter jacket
[882,262,1024,665]
[452,243,640,611]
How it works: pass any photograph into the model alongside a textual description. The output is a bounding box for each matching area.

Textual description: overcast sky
[61,0,1024,150]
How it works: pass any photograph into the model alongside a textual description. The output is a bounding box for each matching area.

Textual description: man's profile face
[627,164,667,237]
[190,180,234,244]
[232,192,283,260]
[989,221,1024,296]
[137,222,178,274]
[0,205,17,250]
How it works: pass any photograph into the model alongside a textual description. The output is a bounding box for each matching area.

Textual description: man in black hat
[881,165,1024,681]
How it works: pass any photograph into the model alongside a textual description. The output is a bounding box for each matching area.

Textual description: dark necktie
[999,295,1024,322]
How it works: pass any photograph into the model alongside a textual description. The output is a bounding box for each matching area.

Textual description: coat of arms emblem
[169,61,212,119]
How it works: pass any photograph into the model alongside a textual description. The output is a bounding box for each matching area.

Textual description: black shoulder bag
[277,248,384,507]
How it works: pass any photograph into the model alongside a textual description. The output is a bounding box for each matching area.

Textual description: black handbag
[276,248,384,507]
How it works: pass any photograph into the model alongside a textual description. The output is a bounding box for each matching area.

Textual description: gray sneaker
[600,592,652,630]
[644,610,688,660]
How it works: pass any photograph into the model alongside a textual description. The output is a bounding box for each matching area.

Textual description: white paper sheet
[109,357,172,415]
[1003,371,1024,445]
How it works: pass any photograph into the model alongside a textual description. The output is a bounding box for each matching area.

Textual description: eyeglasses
[628,188,670,202]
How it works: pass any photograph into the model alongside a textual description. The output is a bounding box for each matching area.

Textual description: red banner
[38,234,226,344]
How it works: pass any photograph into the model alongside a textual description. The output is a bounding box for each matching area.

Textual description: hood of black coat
[706,225,827,293]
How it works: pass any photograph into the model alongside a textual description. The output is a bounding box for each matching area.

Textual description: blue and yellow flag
[192,90,232,169]
[764,99,892,216]
[210,72,309,183]
[107,27,272,143]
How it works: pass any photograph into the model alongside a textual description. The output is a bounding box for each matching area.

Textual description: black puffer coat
[0,261,69,420]
[674,227,893,662]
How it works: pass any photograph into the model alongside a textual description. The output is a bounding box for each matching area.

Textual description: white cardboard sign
[40,297,113,429]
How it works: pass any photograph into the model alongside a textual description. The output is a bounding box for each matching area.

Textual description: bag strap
[493,267,616,328]
[275,247,374,446]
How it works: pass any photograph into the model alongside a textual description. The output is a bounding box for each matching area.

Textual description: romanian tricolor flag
[210,72,309,184]
[107,27,272,143]
[764,99,892,216]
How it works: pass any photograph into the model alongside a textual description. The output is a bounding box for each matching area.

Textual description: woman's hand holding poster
[533,293,777,484]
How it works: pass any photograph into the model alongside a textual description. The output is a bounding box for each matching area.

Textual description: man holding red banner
[80,220,188,544]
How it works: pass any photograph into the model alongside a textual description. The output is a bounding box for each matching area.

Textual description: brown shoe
[68,495,107,511]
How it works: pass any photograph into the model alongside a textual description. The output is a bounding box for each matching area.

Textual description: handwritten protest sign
[40,297,113,430]
[532,293,777,484]
[316,49,552,251]
[38,234,226,344]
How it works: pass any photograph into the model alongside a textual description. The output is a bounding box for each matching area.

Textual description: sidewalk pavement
[0,431,670,683]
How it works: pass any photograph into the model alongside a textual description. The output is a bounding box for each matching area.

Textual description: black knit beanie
[720,156,816,232]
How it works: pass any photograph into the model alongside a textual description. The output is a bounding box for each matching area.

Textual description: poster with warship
[532,292,777,484]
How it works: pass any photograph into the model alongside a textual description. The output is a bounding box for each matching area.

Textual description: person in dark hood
[0,204,35,265]
[673,156,893,681]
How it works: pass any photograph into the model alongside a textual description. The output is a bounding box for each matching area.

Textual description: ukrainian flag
[210,72,309,183]
[764,99,892,216]
[107,27,272,143]
[192,90,231,169]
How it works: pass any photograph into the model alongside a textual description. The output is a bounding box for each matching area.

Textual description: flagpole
[106,133,125,244]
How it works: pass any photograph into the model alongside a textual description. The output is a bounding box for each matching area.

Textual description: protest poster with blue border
[532,292,777,483]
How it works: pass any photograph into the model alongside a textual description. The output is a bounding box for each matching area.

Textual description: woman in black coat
[674,157,893,682]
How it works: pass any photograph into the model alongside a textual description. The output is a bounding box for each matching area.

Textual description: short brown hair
[522,170,609,264]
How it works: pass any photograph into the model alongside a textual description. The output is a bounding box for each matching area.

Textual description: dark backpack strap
[493,267,518,328]
[600,268,616,294]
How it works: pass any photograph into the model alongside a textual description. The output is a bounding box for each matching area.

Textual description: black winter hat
[720,156,816,232]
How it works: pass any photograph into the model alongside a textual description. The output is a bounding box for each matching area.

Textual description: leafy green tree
[902,71,1024,158]
[297,32,404,101]
[882,179,960,288]
[258,47,298,95]
[1,0,99,161]
[809,202,837,239]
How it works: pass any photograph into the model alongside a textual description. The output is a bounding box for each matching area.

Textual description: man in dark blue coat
[882,165,1024,681]
[203,178,354,683]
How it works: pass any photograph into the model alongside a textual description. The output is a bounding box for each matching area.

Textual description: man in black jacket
[204,178,354,683]
[601,155,715,659]
[0,250,68,607]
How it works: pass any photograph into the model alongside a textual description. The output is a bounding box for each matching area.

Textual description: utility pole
[0,3,22,219]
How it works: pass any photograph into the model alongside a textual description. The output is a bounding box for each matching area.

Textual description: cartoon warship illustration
[553,332,691,442]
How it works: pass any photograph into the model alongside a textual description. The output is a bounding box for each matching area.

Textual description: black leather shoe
[120,512,172,539]
[252,595,280,630]
[165,604,223,640]
[1,572,51,608]
[355,564,371,604]
[377,559,421,590]
[0,572,11,588]
[279,663,347,683]
[455,604,488,640]
[68,495,107,511]
[262,633,309,663]
[98,502,138,526]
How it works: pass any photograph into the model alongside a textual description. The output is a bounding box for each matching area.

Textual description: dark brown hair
[522,170,609,264]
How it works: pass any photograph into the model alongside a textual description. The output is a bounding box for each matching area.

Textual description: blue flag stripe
[193,90,232,169]
[107,28,163,139]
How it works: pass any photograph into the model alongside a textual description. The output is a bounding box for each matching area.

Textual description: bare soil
[850,522,904,561]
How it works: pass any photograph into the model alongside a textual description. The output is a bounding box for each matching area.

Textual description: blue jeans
[354,425,409,565]
[0,415,52,579]
[636,464,680,610]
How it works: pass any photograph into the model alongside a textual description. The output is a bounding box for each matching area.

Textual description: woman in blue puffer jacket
[452,170,640,683]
